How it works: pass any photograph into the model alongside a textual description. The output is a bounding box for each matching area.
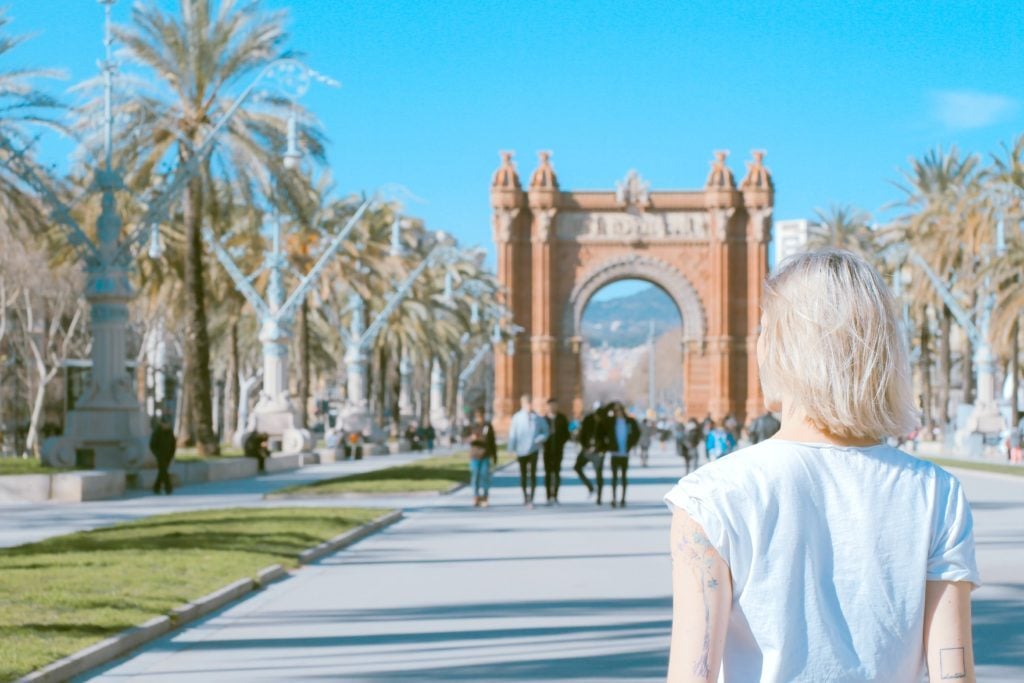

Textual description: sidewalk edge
[16,509,402,683]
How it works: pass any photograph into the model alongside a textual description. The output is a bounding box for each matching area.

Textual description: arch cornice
[562,253,707,344]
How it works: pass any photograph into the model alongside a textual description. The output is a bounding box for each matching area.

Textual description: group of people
[402,421,437,453]
[479,396,784,510]
[506,396,640,508]
[671,410,781,473]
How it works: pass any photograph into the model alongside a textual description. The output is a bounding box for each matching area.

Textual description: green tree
[111,0,324,453]
[0,10,65,235]
[807,204,877,256]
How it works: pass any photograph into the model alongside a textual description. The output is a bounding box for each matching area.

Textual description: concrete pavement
[77,443,1024,682]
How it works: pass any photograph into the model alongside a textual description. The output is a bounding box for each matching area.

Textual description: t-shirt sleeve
[664,473,731,567]
[927,473,981,589]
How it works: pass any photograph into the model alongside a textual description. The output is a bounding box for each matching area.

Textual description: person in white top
[664,249,979,682]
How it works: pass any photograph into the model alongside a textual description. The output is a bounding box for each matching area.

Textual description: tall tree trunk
[389,340,402,438]
[224,318,240,445]
[297,298,310,428]
[1011,318,1020,430]
[376,345,388,427]
[176,360,193,447]
[937,305,952,429]
[181,173,218,455]
[962,336,975,406]
[919,305,933,430]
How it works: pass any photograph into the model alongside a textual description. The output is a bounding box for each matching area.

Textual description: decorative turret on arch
[489,150,773,429]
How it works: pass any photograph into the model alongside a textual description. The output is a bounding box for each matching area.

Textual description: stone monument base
[43,403,150,470]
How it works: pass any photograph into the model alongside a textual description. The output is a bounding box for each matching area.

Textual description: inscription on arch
[555,211,709,242]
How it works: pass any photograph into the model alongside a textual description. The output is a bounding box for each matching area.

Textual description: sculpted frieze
[555,210,709,242]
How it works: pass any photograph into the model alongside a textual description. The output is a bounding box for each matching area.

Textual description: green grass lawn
[0,506,389,681]
[273,451,515,497]
[0,458,68,476]
[923,455,1024,478]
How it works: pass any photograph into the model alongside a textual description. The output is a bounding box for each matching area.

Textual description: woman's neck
[772,403,879,447]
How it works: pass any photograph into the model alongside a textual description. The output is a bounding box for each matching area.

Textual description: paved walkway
[0,448,449,548]
[77,443,1024,682]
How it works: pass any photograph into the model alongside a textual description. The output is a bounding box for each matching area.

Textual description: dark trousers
[574,450,605,502]
[678,441,695,474]
[517,452,538,503]
[611,455,629,503]
[153,458,173,494]
[543,447,564,501]
[248,450,267,472]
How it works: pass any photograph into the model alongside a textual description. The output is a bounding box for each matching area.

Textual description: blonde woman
[665,249,979,682]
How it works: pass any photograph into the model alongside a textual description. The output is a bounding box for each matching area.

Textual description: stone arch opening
[563,254,707,344]
[577,277,686,414]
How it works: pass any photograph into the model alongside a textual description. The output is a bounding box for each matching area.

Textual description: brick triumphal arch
[489,150,774,430]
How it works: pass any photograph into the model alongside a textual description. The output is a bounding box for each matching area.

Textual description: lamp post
[5,1,333,467]
[890,217,1007,454]
[339,233,462,445]
[206,200,372,452]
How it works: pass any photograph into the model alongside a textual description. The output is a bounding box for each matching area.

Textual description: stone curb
[16,510,402,683]
[298,509,404,564]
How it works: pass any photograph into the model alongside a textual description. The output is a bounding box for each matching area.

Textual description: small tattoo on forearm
[939,647,966,679]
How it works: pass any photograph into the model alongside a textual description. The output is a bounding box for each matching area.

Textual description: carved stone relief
[555,211,709,242]
[492,208,520,243]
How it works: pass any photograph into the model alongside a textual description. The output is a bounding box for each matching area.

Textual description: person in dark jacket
[748,411,782,444]
[575,402,610,504]
[244,430,270,473]
[543,398,571,505]
[608,403,641,508]
[149,415,176,495]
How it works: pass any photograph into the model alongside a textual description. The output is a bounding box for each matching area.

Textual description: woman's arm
[668,507,732,682]
[924,580,975,682]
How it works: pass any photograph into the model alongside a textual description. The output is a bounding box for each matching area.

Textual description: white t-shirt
[664,439,980,683]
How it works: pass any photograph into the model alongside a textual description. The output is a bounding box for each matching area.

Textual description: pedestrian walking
[468,408,497,507]
[681,417,702,473]
[665,249,979,681]
[722,413,740,444]
[574,402,606,503]
[638,414,655,467]
[748,410,781,445]
[1005,416,1022,464]
[507,395,549,508]
[422,422,436,453]
[543,398,570,505]
[244,430,270,473]
[705,420,736,460]
[609,403,640,507]
[149,415,176,495]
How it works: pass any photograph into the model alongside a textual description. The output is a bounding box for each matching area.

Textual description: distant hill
[581,285,682,348]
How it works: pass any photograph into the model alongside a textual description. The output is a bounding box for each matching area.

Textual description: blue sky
[5,0,1024,276]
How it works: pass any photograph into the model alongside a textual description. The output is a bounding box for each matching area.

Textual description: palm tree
[894,147,983,427]
[0,10,65,235]
[987,135,1024,428]
[105,0,325,453]
[807,204,877,257]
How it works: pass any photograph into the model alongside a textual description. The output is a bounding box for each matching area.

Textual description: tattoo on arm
[939,647,966,679]
[676,522,720,679]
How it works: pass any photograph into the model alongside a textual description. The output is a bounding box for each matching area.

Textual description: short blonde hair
[759,248,917,440]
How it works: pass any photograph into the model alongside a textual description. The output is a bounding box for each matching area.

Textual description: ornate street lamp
[0,0,335,467]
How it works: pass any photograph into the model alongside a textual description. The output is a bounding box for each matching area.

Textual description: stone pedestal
[429,359,449,434]
[43,264,150,470]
